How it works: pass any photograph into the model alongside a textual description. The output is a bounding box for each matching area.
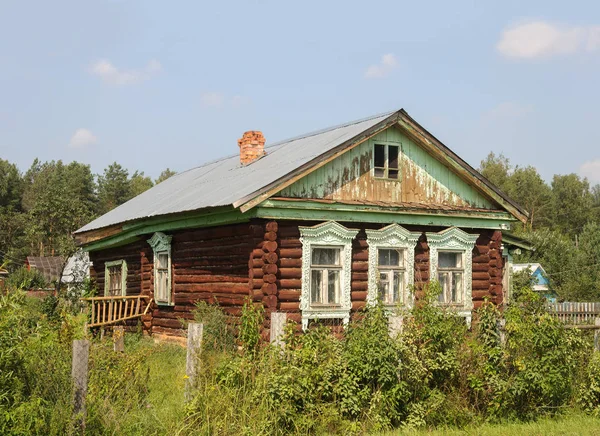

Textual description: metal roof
[76,111,396,233]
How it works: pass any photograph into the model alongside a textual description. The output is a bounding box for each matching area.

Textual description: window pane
[378,249,403,266]
[393,270,404,304]
[378,271,390,302]
[311,270,323,303]
[388,169,399,179]
[374,168,385,178]
[157,270,168,301]
[374,144,385,168]
[108,265,122,296]
[439,252,461,268]
[438,271,449,302]
[388,145,399,169]
[328,270,340,304]
[452,272,463,303]
[157,252,168,269]
[312,248,340,266]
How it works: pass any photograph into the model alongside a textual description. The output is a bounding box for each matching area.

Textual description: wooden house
[74,109,529,337]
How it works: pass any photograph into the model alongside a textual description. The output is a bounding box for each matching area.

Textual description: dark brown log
[351,291,368,301]
[280,258,302,268]
[279,289,300,301]
[472,263,489,272]
[472,254,491,263]
[279,248,301,258]
[264,231,277,242]
[278,239,302,248]
[352,248,368,261]
[251,248,264,258]
[175,283,250,294]
[352,301,367,311]
[252,279,264,289]
[262,295,277,309]
[252,268,264,279]
[261,283,277,295]
[265,221,278,232]
[262,263,278,275]
[278,268,301,279]
[351,281,368,291]
[153,318,184,329]
[279,302,300,311]
[264,252,278,264]
[472,280,491,290]
[263,241,278,252]
[173,275,248,284]
[351,272,368,281]
[263,274,277,284]
[279,279,301,289]
[472,290,491,300]
[352,261,368,272]
[472,272,490,281]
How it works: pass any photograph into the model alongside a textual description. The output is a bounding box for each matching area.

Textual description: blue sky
[1,0,599,184]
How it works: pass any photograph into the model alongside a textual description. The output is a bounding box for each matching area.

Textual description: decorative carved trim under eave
[299,221,359,330]
[365,224,422,308]
[426,227,478,314]
[147,232,172,253]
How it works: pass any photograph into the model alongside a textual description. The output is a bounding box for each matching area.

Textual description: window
[366,224,421,308]
[310,247,342,306]
[104,260,127,297]
[374,144,400,179]
[147,232,173,305]
[437,251,464,304]
[377,248,405,305]
[299,221,359,330]
[426,227,478,322]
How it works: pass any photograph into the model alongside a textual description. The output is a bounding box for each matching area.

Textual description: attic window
[374,144,399,179]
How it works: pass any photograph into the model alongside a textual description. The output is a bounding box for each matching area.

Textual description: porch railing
[81,295,153,328]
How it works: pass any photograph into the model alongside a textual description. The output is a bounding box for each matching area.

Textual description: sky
[1,0,599,184]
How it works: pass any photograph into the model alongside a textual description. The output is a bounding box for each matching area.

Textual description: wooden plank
[186,323,204,401]
[72,339,90,431]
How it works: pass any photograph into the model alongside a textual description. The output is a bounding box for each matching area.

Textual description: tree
[0,159,23,211]
[21,160,96,257]
[97,162,130,215]
[479,152,511,193]
[129,171,154,198]
[549,174,593,236]
[504,166,552,230]
[156,168,177,184]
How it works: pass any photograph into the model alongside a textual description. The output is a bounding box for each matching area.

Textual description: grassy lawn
[385,413,600,436]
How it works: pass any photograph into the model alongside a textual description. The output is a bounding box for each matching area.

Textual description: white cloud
[580,159,600,183]
[364,53,398,79]
[89,59,162,85]
[497,21,600,59]
[201,92,250,109]
[69,128,98,148]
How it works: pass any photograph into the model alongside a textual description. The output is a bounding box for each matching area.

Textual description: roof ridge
[166,110,398,179]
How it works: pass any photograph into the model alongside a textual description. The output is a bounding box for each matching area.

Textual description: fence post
[185,322,203,401]
[270,312,287,348]
[595,317,600,352]
[497,318,506,347]
[113,326,125,352]
[388,316,403,338]
[72,339,90,432]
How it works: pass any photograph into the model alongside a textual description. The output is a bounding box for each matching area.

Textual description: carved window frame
[366,224,421,309]
[104,259,127,297]
[147,232,173,306]
[426,227,478,322]
[299,221,359,330]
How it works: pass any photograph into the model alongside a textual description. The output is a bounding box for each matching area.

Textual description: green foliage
[97,162,130,215]
[6,266,47,290]
[238,299,264,358]
[193,300,236,353]
[578,352,600,416]
[156,168,177,184]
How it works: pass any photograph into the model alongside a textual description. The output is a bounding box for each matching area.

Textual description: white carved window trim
[366,224,421,309]
[299,221,359,330]
[147,232,173,306]
[426,227,478,323]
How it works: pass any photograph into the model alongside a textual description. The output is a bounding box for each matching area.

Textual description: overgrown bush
[6,266,47,290]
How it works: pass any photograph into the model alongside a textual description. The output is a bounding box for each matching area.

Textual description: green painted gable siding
[278,125,496,209]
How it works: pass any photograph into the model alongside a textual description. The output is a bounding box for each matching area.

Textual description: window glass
[439,252,462,268]
[378,248,403,266]
[107,265,122,296]
[438,252,464,303]
[388,145,399,169]
[374,144,385,168]
[312,248,340,266]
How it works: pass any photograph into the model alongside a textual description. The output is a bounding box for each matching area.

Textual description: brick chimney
[238,131,266,165]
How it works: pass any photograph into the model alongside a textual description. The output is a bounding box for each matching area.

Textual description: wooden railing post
[186,323,203,401]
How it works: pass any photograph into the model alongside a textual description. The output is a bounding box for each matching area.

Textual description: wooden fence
[547,302,600,325]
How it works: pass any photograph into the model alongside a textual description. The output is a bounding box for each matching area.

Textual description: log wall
[89,219,504,337]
